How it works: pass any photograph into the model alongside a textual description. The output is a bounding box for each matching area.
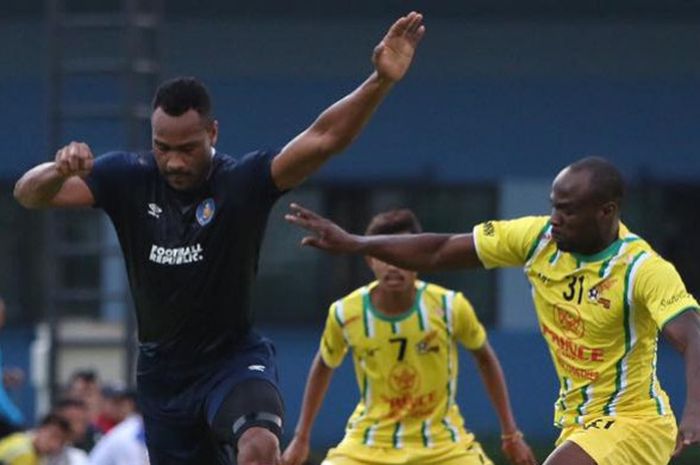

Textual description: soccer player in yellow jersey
[282,209,536,465]
[285,157,700,465]
[0,413,70,465]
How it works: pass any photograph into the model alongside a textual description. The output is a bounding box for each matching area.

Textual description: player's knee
[237,426,280,465]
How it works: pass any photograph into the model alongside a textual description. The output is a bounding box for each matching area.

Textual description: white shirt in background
[88,415,149,465]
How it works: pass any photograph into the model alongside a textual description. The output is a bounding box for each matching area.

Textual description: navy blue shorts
[136,332,284,465]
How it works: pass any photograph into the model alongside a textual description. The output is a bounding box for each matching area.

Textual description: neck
[581,221,620,255]
[371,285,415,316]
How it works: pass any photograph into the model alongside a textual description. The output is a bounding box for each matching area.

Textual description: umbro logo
[248,365,266,372]
[147,203,162,219]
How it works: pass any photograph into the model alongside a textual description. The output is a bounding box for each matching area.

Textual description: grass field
[306,437,700,464]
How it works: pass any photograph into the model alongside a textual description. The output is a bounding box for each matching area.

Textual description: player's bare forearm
[272,12,425,190]
[286,203,482,270]
[472,342,518,434]
[664,311,700,454]
[292,352,334,440]
[15,141,95,208]
[356,233,482,272]
[272,73,394,190]
[283,353,333,465]
[306,71,394,153]
[14,162,69,208]
[473,343,537,465]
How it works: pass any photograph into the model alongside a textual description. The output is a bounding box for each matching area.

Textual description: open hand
[673,410,700,458]
[281,435,310,465]
[285,203,360,254]
[373,11,426,82]
[54,141,94,178]
[502,435,538,465]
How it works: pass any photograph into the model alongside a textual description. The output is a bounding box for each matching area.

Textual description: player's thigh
[321,447,379,465]
[142,413,217,465]
[544,441,596,465]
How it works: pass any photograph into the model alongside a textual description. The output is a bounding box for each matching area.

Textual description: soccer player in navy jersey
[14,12,425,465]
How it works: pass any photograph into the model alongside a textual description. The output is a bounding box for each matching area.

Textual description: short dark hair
[365,209,423,235]
[39,412,71,435]
[152,76,213,121]
[68,369,97,385]
[53,397,87,411]
[569,156,625,205]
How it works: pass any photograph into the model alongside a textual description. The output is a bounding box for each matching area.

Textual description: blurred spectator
[0,413,70,464]
[44,398,91,465]
[0,297,25,438]
[51,397,100,453]
[89,410,148,465]
[95,384,136,434]
[65,371,102,427]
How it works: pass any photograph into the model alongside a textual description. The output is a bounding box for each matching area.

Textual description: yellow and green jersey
[320,280,486,450]
[0,432,39,465]
[473,216,699,428]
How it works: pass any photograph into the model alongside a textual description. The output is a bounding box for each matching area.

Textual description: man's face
[34,424,68,456]
[58,406,88,442]
[549,167,613,254]
[151,108,218,192]
[367,257,417,294]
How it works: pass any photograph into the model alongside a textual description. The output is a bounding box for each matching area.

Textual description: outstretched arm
[14,141,95,208]
[271,11,425,191]
[285,203,482,272]
[663,310,700,457]
[471,342,538,465]
[282,352,335,465]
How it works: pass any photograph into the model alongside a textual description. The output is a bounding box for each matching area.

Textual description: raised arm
[281,352,334,465]
[271,11,425,191]
[14,141,95,208]
[285,203,482,272]
[663,310,700,457]
[471,342,537,465]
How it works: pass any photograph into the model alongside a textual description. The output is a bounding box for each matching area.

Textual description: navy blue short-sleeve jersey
[85,150,285,360]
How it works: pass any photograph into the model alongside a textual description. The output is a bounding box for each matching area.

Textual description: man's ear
[601,201,618,219]
[209,120,219,146]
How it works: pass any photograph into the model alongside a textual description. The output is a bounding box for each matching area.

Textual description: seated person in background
[89,398,148,465]
[48,398,91,465]
[96,385,137,434]
[65,371,103,436]
[0,413,70,465]
[283,209,536,465]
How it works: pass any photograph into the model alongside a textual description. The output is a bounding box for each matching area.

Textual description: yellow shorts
[556,415,677,465]
[321,440,493,465]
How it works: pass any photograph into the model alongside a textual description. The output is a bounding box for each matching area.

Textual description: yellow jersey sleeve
[634,254,699,330]
[319,301,349,368]
[472,216,550,269]
[452,292,487,350]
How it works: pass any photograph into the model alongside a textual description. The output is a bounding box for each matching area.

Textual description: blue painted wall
[3,18,700,181]
[5,76,700,182]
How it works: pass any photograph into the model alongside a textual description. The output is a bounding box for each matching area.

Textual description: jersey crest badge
[147,203,162,219]
[196,198,216,226]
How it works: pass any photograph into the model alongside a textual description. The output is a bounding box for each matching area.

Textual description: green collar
[364,283,424,323]
[570,238,623,264]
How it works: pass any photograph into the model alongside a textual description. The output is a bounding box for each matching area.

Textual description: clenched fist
[55,141,94,178]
